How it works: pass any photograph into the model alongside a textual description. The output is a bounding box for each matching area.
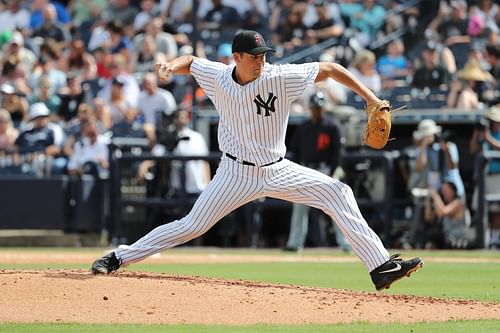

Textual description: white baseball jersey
[114,58,390,272]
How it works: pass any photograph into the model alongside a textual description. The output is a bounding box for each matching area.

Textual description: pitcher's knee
[328,180,354,198]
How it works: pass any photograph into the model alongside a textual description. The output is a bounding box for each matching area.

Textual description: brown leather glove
[363,100,392,150]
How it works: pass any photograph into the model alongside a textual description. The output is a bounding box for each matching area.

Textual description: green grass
[1,321,500,333]
[1,248,500,332]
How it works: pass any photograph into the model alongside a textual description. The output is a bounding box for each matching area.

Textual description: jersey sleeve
[190,58,227,100]
[282,62,319,101]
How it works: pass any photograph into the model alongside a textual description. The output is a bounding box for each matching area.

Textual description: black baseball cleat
[91,252,122,274]
[370,254,423,291]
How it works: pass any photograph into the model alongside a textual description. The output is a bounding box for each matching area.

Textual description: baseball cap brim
[246,46,276,55]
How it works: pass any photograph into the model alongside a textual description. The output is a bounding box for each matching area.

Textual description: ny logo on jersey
[254,93,277,117]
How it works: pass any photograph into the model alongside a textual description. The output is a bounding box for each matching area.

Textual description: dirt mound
[1,269,499,324]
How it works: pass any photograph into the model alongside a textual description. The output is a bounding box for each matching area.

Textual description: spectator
[470,107,500,247]
[348,50,382,95]
[92,97,112,131]
[0,108,18,151]
[0,31,37,76]
[105,77,137,133]
[216,43,234,65]
[0,83,28,128]
[447,60,492,110]
[30,0,71,30]
[0,0,31,32]
[411,40,451,90]
[305,0,344,44]
[28,75,61,116]
[339,0,386,47]
[97,54,140,108]
[484,43,500,103]
[468,0,499,38]
[442,1,470,46]
[376,39,410,90]
[138,72,177,146]
[414,119,465,197]
[29,53,67,98]
[131,34,164,76]
[67,118,110,177]
[59,39,96,77]
[57,75,87,122]
[278,3,308,50]
[134,0,160,33]
[14,102,66,174]
[31,3,71,46]
[105,20,133,60]
[134,17,178,61]
[69,0,107,29]
[202,0,241,29]
[100,0,138,27]
[168,108,210,196]
[139,107,211,198]
[269,0,296,35]
[424,181,473,249]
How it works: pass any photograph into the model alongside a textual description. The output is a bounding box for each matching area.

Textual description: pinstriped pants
[115,157,390,272]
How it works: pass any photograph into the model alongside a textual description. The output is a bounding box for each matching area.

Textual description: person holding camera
[470,107,500,246]
[406,119,465,248]
[414,119,464,197]
[424,181,473,249]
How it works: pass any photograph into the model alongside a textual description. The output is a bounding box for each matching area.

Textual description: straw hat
[485,107,500,123]
[458,61,492,82]
[413,119,441,141]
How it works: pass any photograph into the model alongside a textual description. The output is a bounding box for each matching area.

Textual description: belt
[225,153,283,167]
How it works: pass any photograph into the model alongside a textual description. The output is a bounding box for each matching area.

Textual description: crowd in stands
[1,0,500,247]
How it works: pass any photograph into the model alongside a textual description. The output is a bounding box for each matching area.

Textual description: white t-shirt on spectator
[138,88,177,125]
[67,135,110,171]
[170,127,209,194]
[0,8,30,31]
[152,127,209,194]
[98,74,140,108]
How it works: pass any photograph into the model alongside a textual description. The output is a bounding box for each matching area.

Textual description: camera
[474,117,489,130]
[435,130,453,142]
[156,109,189,152]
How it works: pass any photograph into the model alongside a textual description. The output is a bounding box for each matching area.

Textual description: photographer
[139,106,210,197]
[415,119,465,197]
[470,107,500,246]
[406,119,465,248]
[424,181,473,249]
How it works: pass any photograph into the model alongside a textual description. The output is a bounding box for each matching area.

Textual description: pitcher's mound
[0,269,499,324]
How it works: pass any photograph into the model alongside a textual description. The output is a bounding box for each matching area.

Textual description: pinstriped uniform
[115,59,390,272]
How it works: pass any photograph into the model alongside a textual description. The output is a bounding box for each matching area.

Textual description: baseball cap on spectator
[450,0,466,9]
[309,91,326,108]
[217,43,232,58]
[313,0,326,6]
[232,30,275,55]
[423,40,438,52]
[0,83,15,95]
[29,103,50,120]
[111,77,125,87]
[10,31,23,46]
[413,119,441,141]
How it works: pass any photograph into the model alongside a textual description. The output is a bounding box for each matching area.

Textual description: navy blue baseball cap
[232,30,275,55]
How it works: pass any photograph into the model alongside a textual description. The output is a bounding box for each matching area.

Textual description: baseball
[158,67,172,81]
